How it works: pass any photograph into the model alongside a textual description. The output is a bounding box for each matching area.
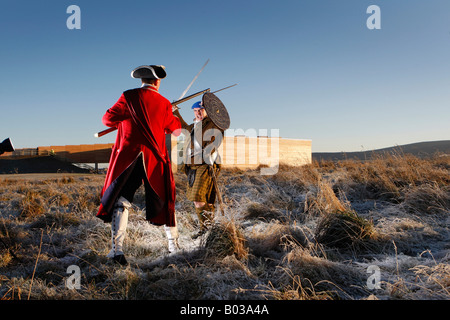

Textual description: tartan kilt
[186,164,219,204]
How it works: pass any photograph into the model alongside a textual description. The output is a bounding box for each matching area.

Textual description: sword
[173,88,210,107]
[212,83,237,94]
[172,83,238,113]
[177,59,209,101]
[172,59,209,112]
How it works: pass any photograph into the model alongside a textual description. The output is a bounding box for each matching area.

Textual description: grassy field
[0,154,449,300]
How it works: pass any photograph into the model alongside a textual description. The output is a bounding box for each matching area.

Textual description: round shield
[202,93,230,130]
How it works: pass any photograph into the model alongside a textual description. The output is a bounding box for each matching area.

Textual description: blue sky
[1,0,449,152]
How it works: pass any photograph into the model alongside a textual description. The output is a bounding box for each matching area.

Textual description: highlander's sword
[177,59,209,101]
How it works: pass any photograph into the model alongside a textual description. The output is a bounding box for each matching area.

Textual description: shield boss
[202,93,230,130]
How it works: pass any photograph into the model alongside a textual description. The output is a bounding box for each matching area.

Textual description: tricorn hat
[131,65,167,79]
[202,93,230,130]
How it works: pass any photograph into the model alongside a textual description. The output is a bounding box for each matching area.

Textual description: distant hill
[312,140,450,162]
[0,156,91,174]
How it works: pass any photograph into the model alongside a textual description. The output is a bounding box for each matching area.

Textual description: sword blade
[178,58,210,100]
[212,83,238,94]
[172,88,211,106]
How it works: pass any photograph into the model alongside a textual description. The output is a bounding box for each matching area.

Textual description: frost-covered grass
[0,154,449,300]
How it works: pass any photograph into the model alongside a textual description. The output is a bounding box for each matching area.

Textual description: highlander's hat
[202,93,230,130]
[131,65,167,79]
[191,101,204,109]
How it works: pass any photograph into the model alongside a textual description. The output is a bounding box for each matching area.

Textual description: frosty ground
[0,154,449,300]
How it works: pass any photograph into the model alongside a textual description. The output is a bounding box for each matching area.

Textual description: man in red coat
[96,65,181,265]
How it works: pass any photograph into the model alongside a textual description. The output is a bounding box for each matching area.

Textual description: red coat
[96,87,181,226]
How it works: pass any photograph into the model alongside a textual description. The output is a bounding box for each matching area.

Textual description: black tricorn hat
[131,65,167,79]
[202,93,230,130]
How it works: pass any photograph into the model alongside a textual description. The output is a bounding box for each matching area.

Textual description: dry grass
[0,154,449,300]
[304,180,350,216]
[18,190,46,219]
[410,262,450,299]
[204,218,248,260]
[315,210,377,252]
[332,153,450,202]
[402,183,450,215]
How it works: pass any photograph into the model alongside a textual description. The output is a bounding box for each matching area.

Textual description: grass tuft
[315,210,377,251]
[204,219,248,260]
